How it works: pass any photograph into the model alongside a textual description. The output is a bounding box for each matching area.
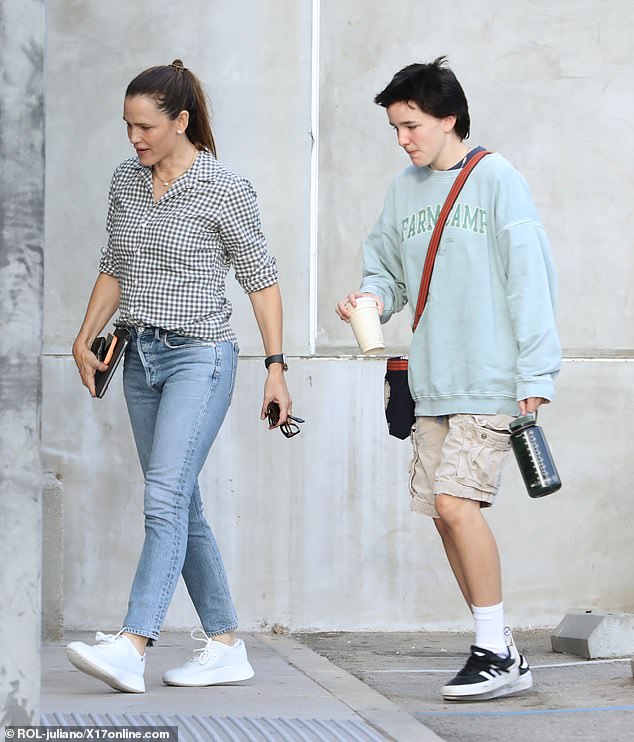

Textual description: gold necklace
[153,150,197,188]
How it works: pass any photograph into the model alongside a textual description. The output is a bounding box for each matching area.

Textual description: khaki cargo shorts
[409,414,513,518]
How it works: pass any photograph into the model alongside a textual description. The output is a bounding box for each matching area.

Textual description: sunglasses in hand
[267,402,305,438]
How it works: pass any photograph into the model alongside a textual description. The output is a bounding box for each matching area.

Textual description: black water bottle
[509,414,561,498]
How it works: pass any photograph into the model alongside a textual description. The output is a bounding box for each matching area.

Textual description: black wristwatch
[265,353,288,371]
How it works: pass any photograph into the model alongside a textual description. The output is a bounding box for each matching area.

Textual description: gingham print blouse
[99,150,278,342]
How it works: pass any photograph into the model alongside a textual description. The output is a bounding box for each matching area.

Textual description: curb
[258,633,443,741]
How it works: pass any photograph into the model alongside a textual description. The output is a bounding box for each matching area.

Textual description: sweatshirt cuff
[516,377,556,404]
[358,284,393,322]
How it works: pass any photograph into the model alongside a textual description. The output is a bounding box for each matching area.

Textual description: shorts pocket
[408,425,420,498]
[456,419,511,494]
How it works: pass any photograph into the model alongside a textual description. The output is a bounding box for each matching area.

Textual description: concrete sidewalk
[42,630,634,741]
[42,631,439,741]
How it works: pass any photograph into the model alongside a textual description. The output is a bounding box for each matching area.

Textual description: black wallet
[90,327,131,398]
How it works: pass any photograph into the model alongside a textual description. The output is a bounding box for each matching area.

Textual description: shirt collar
[133,148,217,197]
[187,149,216,182]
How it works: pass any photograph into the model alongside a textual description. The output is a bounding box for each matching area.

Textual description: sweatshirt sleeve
[359,184,408,323]
[495,173,561,402]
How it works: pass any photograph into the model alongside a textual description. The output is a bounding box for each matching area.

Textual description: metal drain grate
[41,712,388,741]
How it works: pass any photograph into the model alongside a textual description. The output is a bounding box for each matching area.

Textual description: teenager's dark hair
[126,59,217,156]
[374,56,470,140]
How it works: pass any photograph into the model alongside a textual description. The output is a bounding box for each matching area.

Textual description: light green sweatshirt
[360,153,561,417]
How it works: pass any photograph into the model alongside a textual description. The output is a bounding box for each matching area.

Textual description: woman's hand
[260,367,292,427]
[73,339,108,398]
[71,272,121,396]
[518,397,549,415]
[247,283,294,427]
[335,292,384,322]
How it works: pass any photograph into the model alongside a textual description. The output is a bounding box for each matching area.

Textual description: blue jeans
[121,327,239,643]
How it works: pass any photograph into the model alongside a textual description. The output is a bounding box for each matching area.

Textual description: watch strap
[265,353,287,371]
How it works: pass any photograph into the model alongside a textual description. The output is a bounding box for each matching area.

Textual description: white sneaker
[162,629,255,686]
[66,631,145,693]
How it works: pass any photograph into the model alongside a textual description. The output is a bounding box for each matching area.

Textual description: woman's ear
[177,110,190,133]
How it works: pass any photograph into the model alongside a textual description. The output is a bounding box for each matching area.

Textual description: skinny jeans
[121,327,239,643]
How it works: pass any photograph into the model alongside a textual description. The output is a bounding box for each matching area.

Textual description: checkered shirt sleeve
[98,151,278,342]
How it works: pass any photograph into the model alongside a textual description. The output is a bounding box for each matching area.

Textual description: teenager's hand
[518,397,548,415]
[335,292,384,322]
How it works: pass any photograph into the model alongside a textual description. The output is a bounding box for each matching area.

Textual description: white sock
[472,602,507,656]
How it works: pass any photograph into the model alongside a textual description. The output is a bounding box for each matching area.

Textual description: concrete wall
[41,0,634,634]
[0,0,45,725]
[44,0,312,357]
[318,0,634,354]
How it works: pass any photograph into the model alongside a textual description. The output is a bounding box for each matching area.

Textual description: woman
[67,60,292,693]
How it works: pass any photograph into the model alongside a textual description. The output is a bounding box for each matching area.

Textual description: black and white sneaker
[442,645,520,701]
[468,653,533,700]
[494,627,533,698]
[497,652,533,696]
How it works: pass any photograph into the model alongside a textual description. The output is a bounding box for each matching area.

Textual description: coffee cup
[348,296,384,355]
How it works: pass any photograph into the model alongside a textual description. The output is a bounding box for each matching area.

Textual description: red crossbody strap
[412,150,491,332]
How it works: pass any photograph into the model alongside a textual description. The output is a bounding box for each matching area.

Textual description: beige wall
[42,0,634,633]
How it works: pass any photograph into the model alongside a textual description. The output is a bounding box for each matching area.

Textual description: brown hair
[125,59,217,156]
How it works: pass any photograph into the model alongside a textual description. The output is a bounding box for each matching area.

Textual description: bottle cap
[509,413,536,432]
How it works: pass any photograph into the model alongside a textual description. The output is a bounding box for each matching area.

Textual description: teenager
[336,57,560,700]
